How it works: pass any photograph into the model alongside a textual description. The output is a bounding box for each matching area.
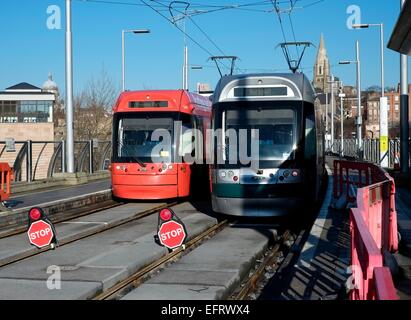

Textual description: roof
[5,82,41,91]
[113,89,212,114]
[212,73,317,104]
[388,0,411,55]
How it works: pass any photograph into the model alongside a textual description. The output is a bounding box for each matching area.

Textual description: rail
[0,163,13,202]
[330,138,410,169]
[334,160,399,300]
[0,140,112,182]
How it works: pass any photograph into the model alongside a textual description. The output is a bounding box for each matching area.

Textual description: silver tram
[209,73,325,216]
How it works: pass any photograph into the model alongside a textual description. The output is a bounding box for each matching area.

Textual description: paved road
[7,179,111,210]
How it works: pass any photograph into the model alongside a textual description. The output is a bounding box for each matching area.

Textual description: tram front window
[224,108,297,162]
[115,113,175,163]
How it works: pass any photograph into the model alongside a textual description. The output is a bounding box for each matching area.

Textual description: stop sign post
[27,220,54,248]
[157,208,187,250]
[26,207,57,249]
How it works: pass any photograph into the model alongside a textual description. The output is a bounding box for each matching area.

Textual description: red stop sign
[27,220,54,248]
[158,220,187,249]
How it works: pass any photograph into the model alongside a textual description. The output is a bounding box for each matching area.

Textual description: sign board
[5,138,15,152]
[27,220,54,248]
[158,220,187,249]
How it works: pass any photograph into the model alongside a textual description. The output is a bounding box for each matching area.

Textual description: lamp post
[339,83,346,156]
[400,0,409,173]
[339,41,362,158]
[189,65,203,92]
[352,23,388,166]
[65,0,74,173]
[122,29,150,92]
[327,75,339,153]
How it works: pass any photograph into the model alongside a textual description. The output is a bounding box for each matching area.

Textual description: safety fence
[334,160,399,300]
[330,138,408,169]
[0,140,112,182]
[0,163,13,202]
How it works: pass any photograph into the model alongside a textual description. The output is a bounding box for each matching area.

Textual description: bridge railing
[330,138,408,169]
[0,163,13,202]
[0,140,112,182]
[334,160,399,300]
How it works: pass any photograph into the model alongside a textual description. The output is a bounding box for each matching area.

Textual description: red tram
[111,90,212,200]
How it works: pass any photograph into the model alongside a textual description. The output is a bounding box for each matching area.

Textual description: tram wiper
[118,141,146,167]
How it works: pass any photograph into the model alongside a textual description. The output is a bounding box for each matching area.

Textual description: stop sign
[27,220,54,248]
[158,220,187,249]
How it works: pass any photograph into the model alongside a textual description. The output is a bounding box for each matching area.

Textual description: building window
[395,104,399,111]
[319,66,323,75]
[395,96,399,102]
[0,100,52,123]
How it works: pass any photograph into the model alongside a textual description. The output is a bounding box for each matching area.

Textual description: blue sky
[0,0,408,96]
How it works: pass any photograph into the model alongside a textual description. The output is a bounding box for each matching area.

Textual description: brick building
[0,74,58,180]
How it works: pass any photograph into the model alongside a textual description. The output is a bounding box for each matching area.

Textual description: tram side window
[304,112,316,159]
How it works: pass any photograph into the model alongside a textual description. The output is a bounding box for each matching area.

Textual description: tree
[73,68,118,141]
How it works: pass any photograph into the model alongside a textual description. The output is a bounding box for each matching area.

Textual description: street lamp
[65,0,74,173]
[326,75,338,153]
[338,82,346,157]
[339,41,362,158]
[122,29,150,92]
[352,23,388,166]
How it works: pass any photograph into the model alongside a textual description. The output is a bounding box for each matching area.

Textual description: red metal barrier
[0,163,13,202]
[334,160,399,300]
[350,208,383,300]
[374,267,398,300]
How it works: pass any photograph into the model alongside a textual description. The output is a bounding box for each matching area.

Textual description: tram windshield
[114,112,176,163]
[224,107,297,162]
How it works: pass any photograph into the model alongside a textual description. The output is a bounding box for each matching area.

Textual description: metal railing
[0,140,112,182]
[329,138,409,169]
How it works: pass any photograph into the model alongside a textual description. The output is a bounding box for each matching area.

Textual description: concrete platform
[260,166,351,300]
[7,179,111,210]
[393,187,411,299]
[122,225,277,300]
[0,180,112,235]
[0,202,166,267]
[396,187,411,256]
[0,202,217,300]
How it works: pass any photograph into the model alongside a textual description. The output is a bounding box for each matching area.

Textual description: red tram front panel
[111,90,210,200]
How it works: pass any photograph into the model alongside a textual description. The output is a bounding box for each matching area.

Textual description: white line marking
[60,221,109,225]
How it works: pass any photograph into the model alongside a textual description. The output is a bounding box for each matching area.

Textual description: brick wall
[0,123,55,181]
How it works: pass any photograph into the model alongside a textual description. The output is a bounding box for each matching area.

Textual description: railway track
[0,201,178,268]
[0,199,122,240]
[94,219,229,300]
[230,229,293,300]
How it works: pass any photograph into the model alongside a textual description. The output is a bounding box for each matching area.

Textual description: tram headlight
[292,170,299,177]
[220,171,226,178]
[227,171,234,178]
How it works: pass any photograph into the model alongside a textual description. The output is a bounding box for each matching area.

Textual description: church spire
[319,33,325,50]
[313,33,331,92]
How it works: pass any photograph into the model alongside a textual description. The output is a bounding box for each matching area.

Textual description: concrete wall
[0,123,55,180]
